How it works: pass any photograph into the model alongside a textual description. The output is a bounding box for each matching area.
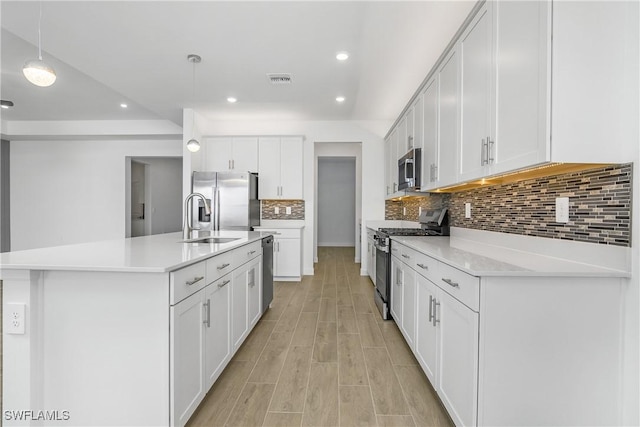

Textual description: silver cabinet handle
[248,250,257,255]
[248,270,255,288]
[393,183,397,192]
[481,138,488,166]
[433,299,440,326]
[417,263,428,270]
[217,263,231,271]
[203,299,211,327]
[232,159,235,169]
[401,254,410,259]
[408,135,413,149]
[428,295,434,323]
[218,279,231,288]
[442,278,459,288]
[186,276,204,286]
[396,268,402,286]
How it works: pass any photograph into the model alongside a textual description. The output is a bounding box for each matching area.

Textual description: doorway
[125,157,183,237]
[317,157,357,247]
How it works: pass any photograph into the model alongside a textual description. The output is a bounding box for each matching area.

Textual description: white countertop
[366,220,420,231]
[0,230,271,274]
[255,220,305,229]
[392,229,631,278]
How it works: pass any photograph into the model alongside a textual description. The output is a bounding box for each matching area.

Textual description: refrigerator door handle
[216,188,221,231]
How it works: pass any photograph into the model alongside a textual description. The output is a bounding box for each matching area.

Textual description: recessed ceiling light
[336,52,349,61]
[1,100,14,109]
[336,96,345,103]
[227,97,237,103]
[120,103,128,108]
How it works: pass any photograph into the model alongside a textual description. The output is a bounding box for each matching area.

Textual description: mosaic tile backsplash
[261,200,305,220]
[386,164,632,247]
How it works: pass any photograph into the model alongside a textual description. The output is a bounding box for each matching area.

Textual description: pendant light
[23,2,56,87]
[186,54,201,153]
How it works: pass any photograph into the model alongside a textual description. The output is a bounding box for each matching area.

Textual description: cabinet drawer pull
[217,263,231,270]
[441,278,459,288]
[218,279,231,288]
[248,250,257,255]
[428,295,434,323]
[185,276,204,286]
[401,254,410,259]
[417,263,429,270]
[433,300,440,326]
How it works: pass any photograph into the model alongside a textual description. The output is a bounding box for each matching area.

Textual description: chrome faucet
[183,193,211,240]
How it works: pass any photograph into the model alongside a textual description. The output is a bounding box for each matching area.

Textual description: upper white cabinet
[258,136,304,200]
[202,137,258,173]
[458,3,494,182]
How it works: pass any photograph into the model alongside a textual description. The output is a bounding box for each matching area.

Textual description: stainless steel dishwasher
[261,235,274,311]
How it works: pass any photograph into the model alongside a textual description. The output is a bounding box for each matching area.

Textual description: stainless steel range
[373,208,449,320]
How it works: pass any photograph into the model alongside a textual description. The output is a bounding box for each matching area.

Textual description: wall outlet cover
[6,303,26,334]
[286,206,292,215]
[465,203,471,219]
[274,207,280,214]
[556,197,569,223]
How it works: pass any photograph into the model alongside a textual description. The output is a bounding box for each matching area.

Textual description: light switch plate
[556,197,569,223]
[465,203,471,219]
[286,207,292,215]
[6,303,25,334]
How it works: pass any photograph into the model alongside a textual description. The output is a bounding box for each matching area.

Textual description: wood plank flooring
[187,247,453,427]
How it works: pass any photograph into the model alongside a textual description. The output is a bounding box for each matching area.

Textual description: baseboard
[360,268,367,276]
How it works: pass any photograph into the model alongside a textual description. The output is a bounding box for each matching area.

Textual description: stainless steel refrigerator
[192,171,260,231]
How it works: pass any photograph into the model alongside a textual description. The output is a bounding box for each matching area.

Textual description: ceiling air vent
[267,73,292,85]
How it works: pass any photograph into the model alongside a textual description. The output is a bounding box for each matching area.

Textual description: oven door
[374,242,391,320]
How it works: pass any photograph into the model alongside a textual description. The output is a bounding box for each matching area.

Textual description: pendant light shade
[24,3,56,87]
[186,138,201,152]
[23,59,56,87]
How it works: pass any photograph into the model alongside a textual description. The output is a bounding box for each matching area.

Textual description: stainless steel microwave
[398,148,421,191]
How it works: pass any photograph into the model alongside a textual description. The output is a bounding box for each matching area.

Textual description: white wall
[317,157,356,247]
[194,120,390,276]
[11,139,182,251]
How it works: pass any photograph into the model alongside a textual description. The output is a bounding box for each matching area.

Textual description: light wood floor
[187,247,453,427]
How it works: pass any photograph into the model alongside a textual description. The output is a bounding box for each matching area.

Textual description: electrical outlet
[286,206,292,215]
[403,207,407,216]
[6,303,25,334]
[274,207,280,214]
[556,197,569,223]
[418,206,422,215]
[465,203,471,219]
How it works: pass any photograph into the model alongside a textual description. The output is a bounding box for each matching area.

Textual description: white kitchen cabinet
[231,263,249,350]
[390,250,403,327]
[255,227,303,281]
[437,289,479,427]
[202,137,258,173]
[415,273,438,384]
[258,136,303,199]
[246,257,262,328]
[385,129,400,199]
[458,2,493,182]
[397,116,408,159]
[400,260,416,349]
[204,274,231,389]
[171,288,206,427]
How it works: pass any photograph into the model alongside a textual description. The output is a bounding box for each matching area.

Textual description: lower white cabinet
[171,289,206,427]
[170,243,263,427]
[255,227,303,281]
[205,275,231,389]
[366,229,376,285]
[400,264,416,350]
[390,254,403,325]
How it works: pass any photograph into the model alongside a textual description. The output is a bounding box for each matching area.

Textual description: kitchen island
[1,230,272,427]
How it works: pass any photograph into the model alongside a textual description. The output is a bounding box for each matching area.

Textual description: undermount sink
[182,237,240,244]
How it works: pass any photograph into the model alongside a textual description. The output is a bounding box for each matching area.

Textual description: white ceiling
[1,1,474,127]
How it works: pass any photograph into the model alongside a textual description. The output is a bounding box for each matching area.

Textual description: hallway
[187,247,453,427]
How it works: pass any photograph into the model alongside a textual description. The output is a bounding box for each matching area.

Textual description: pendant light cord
[38,2,43,60]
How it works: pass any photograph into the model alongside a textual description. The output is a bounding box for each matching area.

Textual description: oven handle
[374,242,389,253]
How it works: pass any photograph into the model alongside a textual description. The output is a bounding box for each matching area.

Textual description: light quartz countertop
[392,232,631,278]
[255,220,305,229]
[0,230,271,274]
[366,220,420,231]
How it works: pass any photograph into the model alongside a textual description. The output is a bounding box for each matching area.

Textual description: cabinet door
[492,1,550,173]
[170,290,205,427]
[421,77,438,190]
[203,137,232,171]
[280,137,304,199]
[258,137,281,199]
[204,276,231,388]
[406,107,415,152]
[247,257,262,328]
[389,129,399,194]
[367,240,376,285]
[459,3,493,182]
[412,97,423,151]
[275,238,301,278]
[401,264,416,350]
[390,256,403,326]
[397,116,408,158]
[437,290,479,427]
[437,49,460,188]
[231,266,249,350]
[415,274,438,384]
[231,137,259,173]
[384,137,392,197]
